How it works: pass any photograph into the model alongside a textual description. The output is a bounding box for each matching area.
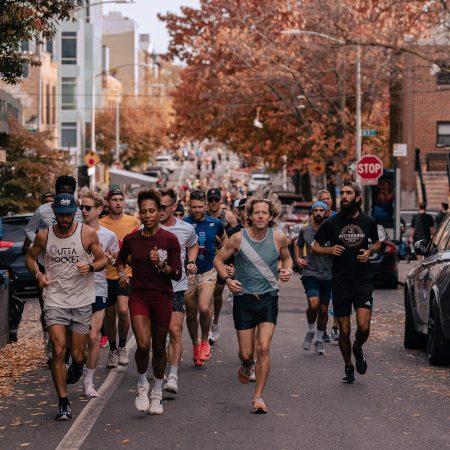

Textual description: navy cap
[207,188,221,200]
[53,193,77,214]
[238,197,247,208]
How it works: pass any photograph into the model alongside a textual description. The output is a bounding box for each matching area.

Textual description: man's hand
[329,245,345,256]
[76,261,90,275]
[225,278,242,293]
[226,264,235,277]
[118,274,130,288]
[296,257,308,269]
[356,249,371,263]
[36,272,49,288]
[105,250,115,266]
[186,262,197,274]
[278,268,292,282]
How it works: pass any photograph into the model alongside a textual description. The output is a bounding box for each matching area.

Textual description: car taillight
[383,242,397,254]
[0,241,14,251]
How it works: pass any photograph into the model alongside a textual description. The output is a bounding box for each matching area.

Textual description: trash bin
[0,270,9,347]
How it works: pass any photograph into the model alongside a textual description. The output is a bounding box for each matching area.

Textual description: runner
[25,193,106,421]
[158,188,199,395]
[115,189,182,415]
[100,189,140,369]
[206,188,236,345]
[295,201,333,355]
[184,190,227,366]
[80,191,119,398]
[312,181,380,383]
[214,198,293,413]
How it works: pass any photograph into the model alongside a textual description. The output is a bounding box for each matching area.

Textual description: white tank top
[43,223,95,308]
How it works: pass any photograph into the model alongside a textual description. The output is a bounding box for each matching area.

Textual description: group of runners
[24,174,380,421]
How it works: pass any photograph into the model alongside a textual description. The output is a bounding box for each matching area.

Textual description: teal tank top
[234,228,279,295]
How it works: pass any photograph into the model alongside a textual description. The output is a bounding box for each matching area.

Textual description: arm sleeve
[25,208,42,241]
[116,235,131,267]
[168,236,182,281]
[314,220,332,246]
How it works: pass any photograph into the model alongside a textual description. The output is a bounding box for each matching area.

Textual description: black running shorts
[331,278,373,317]
[106,279,131,306]
[233,293,279,330]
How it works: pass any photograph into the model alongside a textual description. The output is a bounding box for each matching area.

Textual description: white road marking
[55,336,137,450]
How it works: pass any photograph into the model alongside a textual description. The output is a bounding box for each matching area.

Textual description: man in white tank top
[25,193,107,422]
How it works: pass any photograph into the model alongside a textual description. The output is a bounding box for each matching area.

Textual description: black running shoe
[67,363,83,384]
[342,365,355,384]
[55,399,72,421]
[322,330,331,343]
[352,343,367,374]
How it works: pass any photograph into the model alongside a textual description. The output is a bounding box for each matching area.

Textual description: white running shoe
[106,350,119,369]
[303,331,315,350]
[118,347,129,365]
[163,375,178,394]
[249,362,256,382]
[148,390,163,415]
[314,340,325,355]
[135,383,150,412]
[83,383,99,398]
[211,323,220,344]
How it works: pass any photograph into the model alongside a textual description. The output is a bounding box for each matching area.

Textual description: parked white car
[155,154,177,173]
[248,173,270,192]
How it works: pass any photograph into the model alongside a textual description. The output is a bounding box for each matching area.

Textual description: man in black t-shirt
[409,202,435,244]
[312,181,380,384]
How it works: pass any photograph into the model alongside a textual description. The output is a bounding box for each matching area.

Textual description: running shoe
[314,340,325,355]
[149,390,163,415]
[322,330,331,343]
[352,342,368,374]
[342,365,355,384]
[331,326,339,341]
[209,323,220,345]
[135,382,150,412]
[83,383,99,398]
[238,363,252,384]
[252,396,268,414]
[249,361,256,382]
[163,375,178,394]
[192,344,203,367]
[99,336,108,348]
[118,346,129,365]
[55,399,72,421]
[66,363,83,384]
[200,341,211,361]
[303,331,315,350]
[107,350,119,369]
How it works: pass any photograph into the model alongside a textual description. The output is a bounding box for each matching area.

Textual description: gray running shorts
[44,305,92,334]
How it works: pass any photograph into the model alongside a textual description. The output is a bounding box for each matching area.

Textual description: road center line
[55,336,137,450]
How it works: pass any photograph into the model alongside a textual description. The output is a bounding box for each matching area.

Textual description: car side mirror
[414,240,427,256]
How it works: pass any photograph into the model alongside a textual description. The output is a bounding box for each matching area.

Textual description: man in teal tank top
[214,198,293,414]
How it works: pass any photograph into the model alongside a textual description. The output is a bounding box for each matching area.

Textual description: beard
[314,215,324,224]
[341,199,358,216]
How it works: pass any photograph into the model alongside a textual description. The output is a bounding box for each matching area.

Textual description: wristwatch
[88,264,94,272]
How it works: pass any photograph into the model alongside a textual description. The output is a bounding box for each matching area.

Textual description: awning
[109,168,158,185]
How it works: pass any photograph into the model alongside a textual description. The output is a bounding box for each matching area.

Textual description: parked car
[143,166,169,187]
[0,214,35,295]
[270,191,305,218]
[248,173,270,192]
[404,214,450,365]
[155,154,177,173]
[370,224,398,288]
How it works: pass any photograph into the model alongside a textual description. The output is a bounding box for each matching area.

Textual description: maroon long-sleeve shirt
[116,228,182,300]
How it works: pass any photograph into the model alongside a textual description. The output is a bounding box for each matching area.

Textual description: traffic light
[83,151,100,168]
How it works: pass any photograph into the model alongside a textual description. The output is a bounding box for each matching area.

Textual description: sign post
[393,144,407,241]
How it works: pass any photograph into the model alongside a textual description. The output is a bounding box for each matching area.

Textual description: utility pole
[356,45,362,177]
[115,92,120,162]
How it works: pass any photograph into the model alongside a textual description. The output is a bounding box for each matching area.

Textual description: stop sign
[356,155,383,185]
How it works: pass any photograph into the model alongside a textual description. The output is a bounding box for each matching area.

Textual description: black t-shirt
[314,211,379,280]
[411,212,434,242]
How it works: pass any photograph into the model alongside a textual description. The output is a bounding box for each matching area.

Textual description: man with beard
[312,182,380,383]
[25,193,106,421]
[295,201,333,355]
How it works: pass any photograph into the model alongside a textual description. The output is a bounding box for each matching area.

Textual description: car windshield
[2,219,30,242]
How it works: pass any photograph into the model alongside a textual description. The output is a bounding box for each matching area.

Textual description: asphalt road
[1,275,450,450]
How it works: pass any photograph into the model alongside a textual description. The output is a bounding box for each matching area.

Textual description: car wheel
[427,297,450,366]
[404,288,426,349]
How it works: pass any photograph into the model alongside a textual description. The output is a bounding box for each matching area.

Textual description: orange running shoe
[200,341,211,361]
[252,396,268,414]
[193,344,203,366]
[238,363,252,384]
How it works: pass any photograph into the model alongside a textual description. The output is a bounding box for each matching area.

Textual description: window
[437,122,450,147]
[46,39,53,56]
[61,77,76,110]
[61,32,77,65]
[52,86,56,125]
[61,122,77,148]
[46,83,50,125]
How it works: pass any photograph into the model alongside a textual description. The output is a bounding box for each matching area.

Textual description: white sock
[169,364,178,377]
[316,330,324,342]
[308,323,315,332]
[153,378,164,392]
[84,368,95,385]
[138,372,147,386]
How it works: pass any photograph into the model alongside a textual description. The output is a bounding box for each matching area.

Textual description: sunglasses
[160,202,175,211]
[208,197,221,203]
[79,204,94,211]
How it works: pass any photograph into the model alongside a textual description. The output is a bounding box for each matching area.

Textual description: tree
[0,118,71,215]
[0,0,74,84]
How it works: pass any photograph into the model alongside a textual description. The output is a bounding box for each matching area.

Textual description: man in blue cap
[295,201,333,355]
[26,193,107,421]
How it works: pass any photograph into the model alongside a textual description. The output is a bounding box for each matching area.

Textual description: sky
[103,0,201,54]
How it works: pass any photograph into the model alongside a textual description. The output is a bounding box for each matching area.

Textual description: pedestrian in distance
[25,193,106,421]
[408,202,435,246]
[312,182,380,383]
[116,189,182,415]
[435,202,449,226]
[214,197,293,414]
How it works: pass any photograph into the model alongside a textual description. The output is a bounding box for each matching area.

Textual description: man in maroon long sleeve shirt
[116,189,181,415]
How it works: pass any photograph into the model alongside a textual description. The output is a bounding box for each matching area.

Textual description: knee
[117,304,129,317]
[257,343,270,359]
[136,339,150,354]
[169,325,182,341]
[319,305,329,315]
[238,350,253,363]
[339,325,351,338]
[52,343,66,360]
[357,322,370,335]
[198,303,210,315]
[89,331,99,346]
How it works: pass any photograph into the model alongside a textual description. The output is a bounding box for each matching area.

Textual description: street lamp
[280,29,362,166]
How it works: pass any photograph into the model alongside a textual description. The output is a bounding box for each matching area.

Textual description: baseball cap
[53,193,77,214]
[107,188,124,200]
[238,197,247,208]
[207,188,221,200]
[311,200,328,212]
[175,202,184,213]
